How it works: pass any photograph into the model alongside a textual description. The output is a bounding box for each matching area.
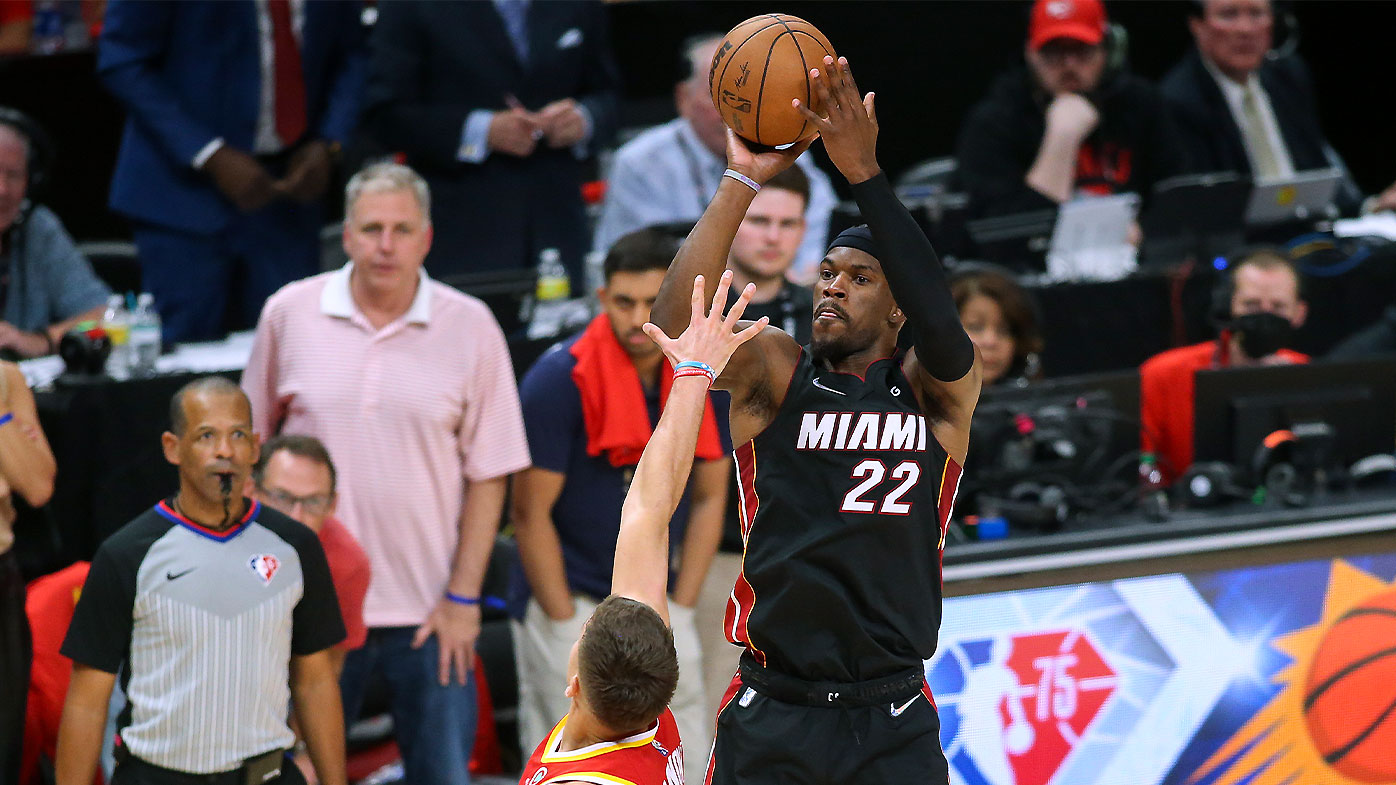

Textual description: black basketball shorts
[705,656,950,785]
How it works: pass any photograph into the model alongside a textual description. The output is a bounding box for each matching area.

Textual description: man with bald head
[593,34,837,280]
[56,376,348,785]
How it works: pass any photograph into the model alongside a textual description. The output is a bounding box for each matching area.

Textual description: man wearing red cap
[956,0,1186,222]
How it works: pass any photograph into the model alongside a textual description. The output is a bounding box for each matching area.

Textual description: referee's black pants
[0,548,31,785]
[111,754,307,785]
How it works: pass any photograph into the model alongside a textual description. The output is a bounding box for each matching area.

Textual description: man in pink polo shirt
[242,162,531,785]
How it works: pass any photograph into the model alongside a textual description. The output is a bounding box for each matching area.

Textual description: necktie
[1241,83,1280,179]
[269,0,307,146]
[495,0,529,64]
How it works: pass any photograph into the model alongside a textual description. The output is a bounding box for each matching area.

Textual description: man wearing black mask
[1139,248,1308,484]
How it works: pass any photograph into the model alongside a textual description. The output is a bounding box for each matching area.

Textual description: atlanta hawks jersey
[519,708,683,785]
[725,350,960,683]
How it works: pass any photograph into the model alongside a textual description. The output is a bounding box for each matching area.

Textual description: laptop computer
[1245,168,1342,226]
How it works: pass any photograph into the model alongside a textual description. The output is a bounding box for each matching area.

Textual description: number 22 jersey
[725,350,961,683]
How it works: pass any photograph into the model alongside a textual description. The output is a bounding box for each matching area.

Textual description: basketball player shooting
[651,56,983,785]
[517,272,768,785]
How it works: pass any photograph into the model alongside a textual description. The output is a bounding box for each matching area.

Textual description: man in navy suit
[99,0,366,343]
[362,0,619,294]
[1160,0,1394,214]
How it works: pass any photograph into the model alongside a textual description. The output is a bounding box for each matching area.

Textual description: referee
[55,377,348,785]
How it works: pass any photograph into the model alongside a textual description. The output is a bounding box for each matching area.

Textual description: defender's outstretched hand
[642,270,768,381]
[794,56,881,184]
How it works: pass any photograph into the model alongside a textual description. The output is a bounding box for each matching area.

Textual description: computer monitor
[1139,172,1250,267]
[1193,357,1396,477]
[963,370,1141,505]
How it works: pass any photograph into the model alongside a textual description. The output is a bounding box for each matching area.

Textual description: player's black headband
[827,224,882,260]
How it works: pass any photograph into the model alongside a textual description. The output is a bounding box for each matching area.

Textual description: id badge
[242,749,284,785]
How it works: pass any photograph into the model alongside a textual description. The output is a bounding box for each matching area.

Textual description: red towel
[570,313,723,467]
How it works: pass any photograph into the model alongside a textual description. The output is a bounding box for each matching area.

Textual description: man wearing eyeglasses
[956,0,1186,221]
[251,434,370,678]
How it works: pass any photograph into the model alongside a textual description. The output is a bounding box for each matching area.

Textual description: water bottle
[535,248,570,302]
[129,293,162,377]
[102,294,131,379]
[1138,452,1170,520]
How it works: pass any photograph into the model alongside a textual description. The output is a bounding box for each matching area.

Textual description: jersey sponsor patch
[248,554,280,584]
[524,767,547,785]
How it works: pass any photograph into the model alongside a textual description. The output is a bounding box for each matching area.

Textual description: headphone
[1186,1,1300,61]
[0,107,53,201]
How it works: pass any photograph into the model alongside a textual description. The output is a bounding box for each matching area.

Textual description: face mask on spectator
[1232,311,1294,359]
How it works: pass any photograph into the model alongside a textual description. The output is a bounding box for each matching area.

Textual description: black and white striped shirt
[62,499,345,774]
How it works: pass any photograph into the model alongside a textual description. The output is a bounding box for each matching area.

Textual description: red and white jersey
[518,708,683,785]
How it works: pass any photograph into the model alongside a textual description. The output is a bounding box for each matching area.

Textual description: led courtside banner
[927,553,1396,785]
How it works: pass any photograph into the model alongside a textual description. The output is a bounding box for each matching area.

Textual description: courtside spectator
[957,0,1186,218]
[511,228,729,784]
[242,163,530,785]
[98,0,366,341]
[1161,0,1385,213]
[0,109,108,358]
[951,266,1044,387]
[362,0,619,286]
[1140,248,1308,484]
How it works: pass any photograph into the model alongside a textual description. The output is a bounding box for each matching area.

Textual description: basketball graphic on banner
[1302,588,1396,782]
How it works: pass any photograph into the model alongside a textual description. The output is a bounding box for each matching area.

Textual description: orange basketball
[1303,588,1396,782]
[709,14,836,148]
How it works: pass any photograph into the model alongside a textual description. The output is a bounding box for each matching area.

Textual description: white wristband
[723,169,761,193]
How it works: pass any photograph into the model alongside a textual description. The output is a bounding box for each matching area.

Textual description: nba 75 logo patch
[248,554,280,585]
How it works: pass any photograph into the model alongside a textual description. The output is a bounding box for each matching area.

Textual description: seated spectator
[250,434,370,675]
[250,433,370,783]
[510,228,729,785]
[1,358,55,784]
[0,110,109,358]
[956,0,1186,218]
[951,265,1043,387]
[1161,0,1389,214]
[724,166,813,344]
[594,33,837,282]
[1140,247,1308,484]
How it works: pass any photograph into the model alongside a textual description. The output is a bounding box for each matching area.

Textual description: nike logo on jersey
[166,568,196,581]
[890,694,921,717]
[811,377,847,396]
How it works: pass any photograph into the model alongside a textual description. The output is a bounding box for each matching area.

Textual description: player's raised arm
[612,272,767,625]
[651,133,811,385]
[796,56,982,457]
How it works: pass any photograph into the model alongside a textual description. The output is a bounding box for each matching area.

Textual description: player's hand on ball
[724,129,815,189]
[795,56,881,184]
[642,270,768,381]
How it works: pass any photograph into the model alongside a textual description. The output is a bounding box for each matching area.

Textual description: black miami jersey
[724,350,960,682]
